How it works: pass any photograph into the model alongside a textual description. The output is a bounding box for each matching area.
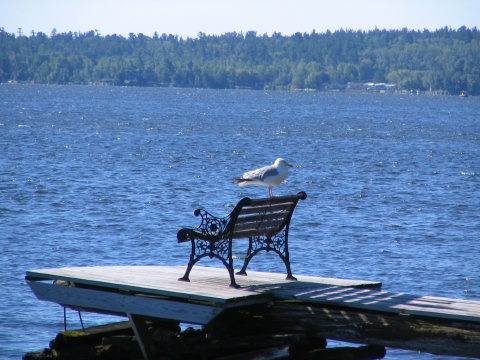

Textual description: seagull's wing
[234,164,278,186]
[243,165,278,181]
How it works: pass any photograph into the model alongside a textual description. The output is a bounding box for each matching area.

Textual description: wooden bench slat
[234,218,288,230]
[239,203,294,215]
[233,223,286,234]
[248,196,300,207]
[232,229,279,238]
[236,214,288,225]
[233,218,288,236]
[236,211,290,224]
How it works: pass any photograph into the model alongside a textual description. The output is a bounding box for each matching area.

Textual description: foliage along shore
[1,26,479,95]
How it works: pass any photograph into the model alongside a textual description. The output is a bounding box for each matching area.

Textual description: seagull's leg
[269,186,273,197]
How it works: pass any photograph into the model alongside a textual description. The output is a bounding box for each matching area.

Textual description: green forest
[1,26,479,95]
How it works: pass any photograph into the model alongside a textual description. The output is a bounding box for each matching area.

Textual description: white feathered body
[234,158,292,187]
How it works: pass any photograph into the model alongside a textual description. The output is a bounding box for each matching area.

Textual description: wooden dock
[26,266,480,359]
[26,265,381,322]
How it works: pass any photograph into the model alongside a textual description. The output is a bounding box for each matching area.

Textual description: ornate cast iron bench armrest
[177,209,229,243]
[177,208,239,286]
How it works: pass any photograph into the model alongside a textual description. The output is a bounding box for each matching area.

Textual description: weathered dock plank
[27,265,262,305]
[26,265,380,306]
[273,284,480,322]
[28,280,222,324]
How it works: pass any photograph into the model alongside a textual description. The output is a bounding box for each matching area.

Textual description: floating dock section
[26,266,480,359]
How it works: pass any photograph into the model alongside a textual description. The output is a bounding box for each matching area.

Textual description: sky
[1,0,479,38]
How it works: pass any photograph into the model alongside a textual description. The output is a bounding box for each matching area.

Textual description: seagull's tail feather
[233,177,252,186]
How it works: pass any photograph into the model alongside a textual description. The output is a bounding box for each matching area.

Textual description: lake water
[1,84,479,359]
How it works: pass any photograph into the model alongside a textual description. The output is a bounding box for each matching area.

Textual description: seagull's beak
[287,162,293,168]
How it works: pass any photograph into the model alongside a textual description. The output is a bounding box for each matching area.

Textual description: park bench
[177,191,307,288]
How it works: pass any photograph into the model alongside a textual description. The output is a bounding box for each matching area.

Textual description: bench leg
[237,235,298,281]
[226,239,240,288]
[227,266,240,288]
[178,263,193,282]
[284,257,297,281]
[236,256,251,277]
[236,236,255,277]
[281,240,297,281]
[179,238,240,288]
[178,240,197,282]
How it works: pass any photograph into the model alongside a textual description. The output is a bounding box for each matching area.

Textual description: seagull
[234,158,293,197]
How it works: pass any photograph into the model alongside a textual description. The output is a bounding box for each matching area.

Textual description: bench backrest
[228,191,307,239]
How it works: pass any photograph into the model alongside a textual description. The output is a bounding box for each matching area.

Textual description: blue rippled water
[1,84,479,359]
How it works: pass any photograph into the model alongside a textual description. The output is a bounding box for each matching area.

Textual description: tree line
[1,26,479,95]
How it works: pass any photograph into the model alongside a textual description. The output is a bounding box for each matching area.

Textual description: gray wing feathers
[244,166,278,181]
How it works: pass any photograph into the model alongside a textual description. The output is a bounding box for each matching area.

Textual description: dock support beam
[127,313,155,360]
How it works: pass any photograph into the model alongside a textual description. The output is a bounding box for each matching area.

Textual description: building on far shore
[347,82,398,92]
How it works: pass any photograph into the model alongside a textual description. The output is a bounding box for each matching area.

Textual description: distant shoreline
[2,27,477,95]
